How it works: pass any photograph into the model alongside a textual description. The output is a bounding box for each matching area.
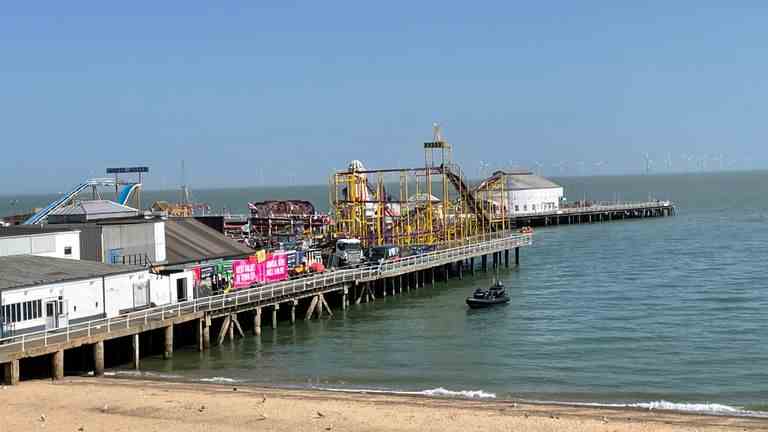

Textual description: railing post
[21,334,25,351]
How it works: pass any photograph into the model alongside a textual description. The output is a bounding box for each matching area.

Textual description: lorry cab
[331,238,363,268]
[367,245,401,264]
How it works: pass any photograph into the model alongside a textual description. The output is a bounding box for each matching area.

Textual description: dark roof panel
[163,218,253,265]
[0,255,144,291]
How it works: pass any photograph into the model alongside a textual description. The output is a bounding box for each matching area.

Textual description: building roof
[163,218,253,266]
[0,255,144,292]
[0,226,79,239]
[503,174,561,191]
[48,200,139,223]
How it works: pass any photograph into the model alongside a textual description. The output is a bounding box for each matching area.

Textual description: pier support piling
[4,360,20,385]
[306,296,319,320]
[458,261,463,280]
[203,315,211,348]
[163,325,173,360]
[505,249,509,268]
[253,308,262,336]
[52,349,64,380]
[94,341,104,376]
[343,287,349,310]
[217,315,231,345]
[291,300,297,323]
[196,318,204,352]
[515,247,520,266]
[132,334,140,370]
[471,257,475,275]
[272,305,279,329]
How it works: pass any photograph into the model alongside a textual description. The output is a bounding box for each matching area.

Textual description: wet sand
[0,378,765,431]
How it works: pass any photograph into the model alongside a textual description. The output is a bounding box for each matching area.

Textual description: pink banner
[232,259,259,289]
[264,253,288,283]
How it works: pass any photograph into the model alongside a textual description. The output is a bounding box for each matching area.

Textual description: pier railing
[0,231,531,356]
[512,200,674,218]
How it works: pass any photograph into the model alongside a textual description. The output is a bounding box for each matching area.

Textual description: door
[45,300,58,329]
[57,299,68,327]
[176,277,187,302]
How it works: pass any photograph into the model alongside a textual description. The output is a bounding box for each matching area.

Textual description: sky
[2,2,768,193]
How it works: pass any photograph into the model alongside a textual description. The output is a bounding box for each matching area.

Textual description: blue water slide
[117,183,140,206]
[23,182,93,224]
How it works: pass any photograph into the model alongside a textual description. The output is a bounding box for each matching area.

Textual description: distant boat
[466,280,510,309]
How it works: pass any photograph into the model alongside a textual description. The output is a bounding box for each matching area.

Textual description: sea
[2,171,767,415]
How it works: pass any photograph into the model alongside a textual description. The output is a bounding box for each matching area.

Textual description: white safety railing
[0,231,532,355]
[512,201,674,218]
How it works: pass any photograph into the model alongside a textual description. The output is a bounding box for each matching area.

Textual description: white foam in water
[419,387,497,399]
[200,377,240,384]
[322,386,496,399]
[627,400,766,417]
[547,400,768,418]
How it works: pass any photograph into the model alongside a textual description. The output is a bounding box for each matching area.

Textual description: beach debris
[232,387,238,392]
[101,404,109,413]
[261,395,267,404]
[256,414,267,421]
[325,426,332,431]
[601,416,608,423]
[511,402,518,408]
[315,411,325,418]
[523,414,529,418]
[198,405,206,413]
[78,427,84,431]
[39,414,46,422]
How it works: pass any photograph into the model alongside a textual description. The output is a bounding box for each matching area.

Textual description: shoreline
[1,378,765,431]
[103,370,768,419]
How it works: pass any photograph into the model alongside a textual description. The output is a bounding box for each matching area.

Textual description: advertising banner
[232,259,259,289]
[264,253,288,283]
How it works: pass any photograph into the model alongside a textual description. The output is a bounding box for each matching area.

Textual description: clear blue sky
[2,2,767,193]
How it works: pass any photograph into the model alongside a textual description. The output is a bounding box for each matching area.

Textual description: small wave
[321,386,495,399]
[628,400,765,417]
[107,370,182,379]
[200,377,240,384]
[544,400,768,418]
[420,387,496,399]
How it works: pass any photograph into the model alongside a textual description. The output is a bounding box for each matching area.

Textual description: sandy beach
[0,378,764,432]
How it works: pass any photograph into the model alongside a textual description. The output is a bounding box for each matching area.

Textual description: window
[523,205,527,211]
[514,205,519,212]
[64,246,72,256]
[532,204,536,211]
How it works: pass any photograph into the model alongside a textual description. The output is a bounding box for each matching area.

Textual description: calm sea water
[3,172,767,412]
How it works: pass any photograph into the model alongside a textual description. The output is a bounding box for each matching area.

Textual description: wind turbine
[593,160,606,175]
[643,153,653,175]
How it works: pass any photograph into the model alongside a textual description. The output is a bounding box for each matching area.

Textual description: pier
[510,201,676,228]
[0,231,530,385]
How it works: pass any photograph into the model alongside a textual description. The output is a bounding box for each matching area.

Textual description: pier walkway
[511,200,676,227]
[1,231,531,384]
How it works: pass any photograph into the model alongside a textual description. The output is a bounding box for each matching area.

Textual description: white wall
[0,277,104,335]
[154,222,166,263]
[508,187,564,215]
[149,273,171,307]
[103,271,153,316]
[0,231,80,259]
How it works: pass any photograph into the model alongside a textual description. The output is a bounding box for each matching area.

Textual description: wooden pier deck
[510,201,676,227]
[1,231,531,385]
